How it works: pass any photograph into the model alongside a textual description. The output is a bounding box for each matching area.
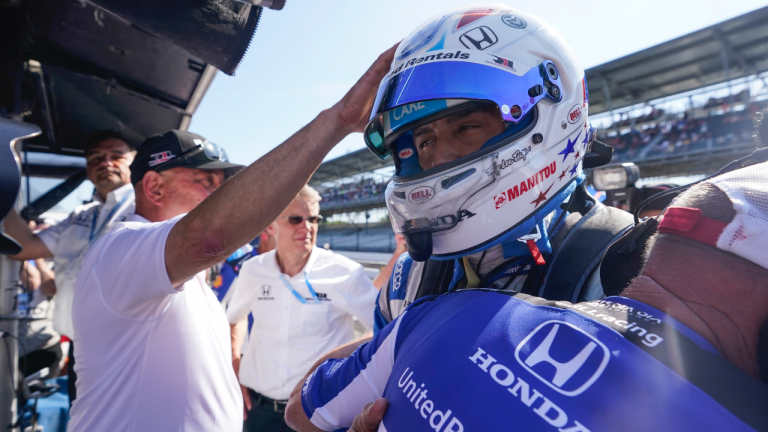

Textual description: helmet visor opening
[364,59,561,159]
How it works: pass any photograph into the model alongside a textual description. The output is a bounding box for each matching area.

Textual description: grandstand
[314,7,768,251]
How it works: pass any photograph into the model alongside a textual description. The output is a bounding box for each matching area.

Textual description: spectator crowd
[319,178,387,205]
[598,98,767,161]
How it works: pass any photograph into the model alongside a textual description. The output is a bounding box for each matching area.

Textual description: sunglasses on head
[283,215,323,225]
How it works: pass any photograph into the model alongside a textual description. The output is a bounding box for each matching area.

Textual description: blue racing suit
[301,290,767,431]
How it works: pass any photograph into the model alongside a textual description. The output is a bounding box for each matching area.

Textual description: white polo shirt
[226,247,377,400]
[37,183,135,338]
[68,214,242,432]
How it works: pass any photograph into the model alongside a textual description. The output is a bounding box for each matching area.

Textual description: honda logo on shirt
[261,284,271,296]
[514,320,610,396]
[459,26,498,50]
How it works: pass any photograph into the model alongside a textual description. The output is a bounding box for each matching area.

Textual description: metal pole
[0,256,19,432]
[601,77,615,130]
[720,47,732,105]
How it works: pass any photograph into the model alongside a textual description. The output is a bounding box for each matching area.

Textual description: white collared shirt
[37,183,135,338]
[68,213,242,432]
[226,247,377,400]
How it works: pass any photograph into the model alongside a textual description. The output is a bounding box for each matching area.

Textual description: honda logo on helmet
[514,320,609,396]
[459,26,498,51]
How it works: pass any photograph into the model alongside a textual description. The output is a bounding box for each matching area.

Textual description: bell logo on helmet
[399,148,414,159]
[501,14,528,29]
[409,186,435,204]
[567,105,583,124]
[514,320,610,396]
[459,26,498,51]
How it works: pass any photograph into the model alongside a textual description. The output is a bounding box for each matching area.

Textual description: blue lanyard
[278,272,320,305]
[89,196,130,243]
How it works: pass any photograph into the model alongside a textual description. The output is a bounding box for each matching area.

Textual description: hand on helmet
[331,43,399,135]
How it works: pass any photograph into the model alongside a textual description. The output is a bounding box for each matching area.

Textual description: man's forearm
[165,45,396,286]
[285,335,374,432]
[166,111,346,285]
[373,246,406,290]
[2,211,52,261]
[230,320,247,360]
[35,258,56,296]
[20,261,41,290]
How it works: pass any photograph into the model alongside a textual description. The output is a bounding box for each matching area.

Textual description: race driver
[364,4,630,335]
[287,158,768,432]
[285,2,634,409]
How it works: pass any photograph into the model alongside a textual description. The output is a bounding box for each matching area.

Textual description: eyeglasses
[282,215,323,225]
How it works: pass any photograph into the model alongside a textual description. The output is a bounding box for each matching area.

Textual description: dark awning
[1,0,267,161]
[586,6,768,115]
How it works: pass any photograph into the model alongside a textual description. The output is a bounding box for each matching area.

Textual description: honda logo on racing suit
[514,320,610,396]
[459,26,498,50]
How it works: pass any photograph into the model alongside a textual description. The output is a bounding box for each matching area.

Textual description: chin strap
[517,224,547,266]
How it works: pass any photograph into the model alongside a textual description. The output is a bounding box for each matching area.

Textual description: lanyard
[278,272,320,305]
[89,196,130,243]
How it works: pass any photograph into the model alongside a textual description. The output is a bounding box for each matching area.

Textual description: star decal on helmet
[581,129,590,148]
[531,184,553,208]
[569,162,580,177]
[574,150,580,159]
[558,165,570,181]
[558,132,580,162]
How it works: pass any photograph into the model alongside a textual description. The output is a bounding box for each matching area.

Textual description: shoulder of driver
[304,289,757,432]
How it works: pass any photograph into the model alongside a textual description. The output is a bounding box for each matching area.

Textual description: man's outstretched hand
[331,44,398,135]
[347,399,388,432]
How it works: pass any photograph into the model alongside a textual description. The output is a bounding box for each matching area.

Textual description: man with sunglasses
[226,185,378,432]
[66,44,398,432]
[2,129,136,403]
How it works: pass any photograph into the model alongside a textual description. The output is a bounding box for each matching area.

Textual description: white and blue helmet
[364,5,599,261]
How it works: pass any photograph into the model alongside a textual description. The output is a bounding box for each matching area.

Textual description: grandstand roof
[310,6,768,186]
[586,6,768,115]
[310,147,393,186]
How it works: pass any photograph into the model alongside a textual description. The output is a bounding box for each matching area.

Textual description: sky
[39,0,768,216]
[189,0,768,165]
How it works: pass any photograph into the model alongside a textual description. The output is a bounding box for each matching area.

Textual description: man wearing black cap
[66,45,397,432]
[2,130,136,403]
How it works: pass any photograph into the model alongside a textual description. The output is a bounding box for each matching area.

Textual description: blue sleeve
[301,308,403,431]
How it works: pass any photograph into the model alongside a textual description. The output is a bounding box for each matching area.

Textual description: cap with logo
[130,130,244,185]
